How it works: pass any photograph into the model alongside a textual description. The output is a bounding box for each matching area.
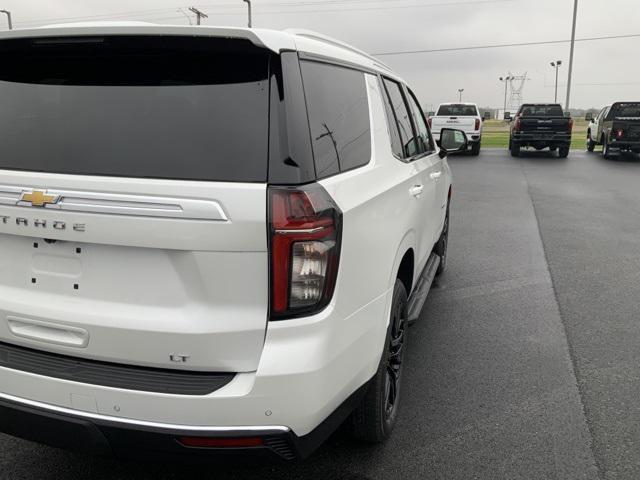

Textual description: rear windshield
[608,103,640,119]
[0,36,271,182]
[519,105,564,117]
[436,104,478,116]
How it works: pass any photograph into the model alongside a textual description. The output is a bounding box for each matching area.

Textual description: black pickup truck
[587,102,640,158]
[509,104,573,158]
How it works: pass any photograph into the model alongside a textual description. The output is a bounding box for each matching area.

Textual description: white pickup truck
[429,103,483,156]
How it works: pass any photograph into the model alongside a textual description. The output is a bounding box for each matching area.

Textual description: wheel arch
[389,231,417,297]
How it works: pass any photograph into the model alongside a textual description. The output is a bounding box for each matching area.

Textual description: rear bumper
[0,288,391,458]
[0,385,366,461]
[512,133,571,146]
[433,131,481,143]
[609,138,640,150]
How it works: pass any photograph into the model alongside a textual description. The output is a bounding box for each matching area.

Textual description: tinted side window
[380,79,404,158]
[300,61,371,178]
[382,78,419,158]
[406,89,433,154]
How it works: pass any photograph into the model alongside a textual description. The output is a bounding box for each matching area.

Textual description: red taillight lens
[269,184,342,319]
[427,117,432,129]
[569,118,574,132]
[514,116,522,132]
[475,118,481,130]
[178,436,264,448]
[616,128,624,139]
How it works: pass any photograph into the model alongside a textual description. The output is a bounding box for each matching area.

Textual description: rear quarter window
[300,61,371,178]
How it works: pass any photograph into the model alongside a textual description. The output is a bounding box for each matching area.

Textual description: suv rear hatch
[0,34,273,372]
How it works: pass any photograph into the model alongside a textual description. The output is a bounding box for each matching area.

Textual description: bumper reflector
[177,436,264,448]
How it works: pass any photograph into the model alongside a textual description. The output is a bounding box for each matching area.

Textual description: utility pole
[188,7,208,25]
[550,61,562,103]
[499,76,512,119]
[0,10,12,30]
[458,89,464,102]
[243,0,252,28]
[565,0,578,111]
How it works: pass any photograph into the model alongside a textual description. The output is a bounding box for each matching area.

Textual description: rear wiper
[31,37,106,47]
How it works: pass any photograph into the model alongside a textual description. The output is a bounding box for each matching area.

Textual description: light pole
[0,10,12,30]
[458,89,464,102]
[565,0,578,111]
[550,60,562,103]
[243,0,252,28]
[499,76,512,119]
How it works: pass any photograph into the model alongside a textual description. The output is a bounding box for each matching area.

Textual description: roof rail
[285,28,392,72]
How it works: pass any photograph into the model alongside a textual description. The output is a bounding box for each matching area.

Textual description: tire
[587,131,596,152]
[558,146,570,158]
[471,142,481,156]
[434,207,449,276]
[351,280,408,443]
[603,135,612,159]
[510,141,520,157]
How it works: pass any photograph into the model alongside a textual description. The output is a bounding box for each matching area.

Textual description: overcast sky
[1,0,638,110]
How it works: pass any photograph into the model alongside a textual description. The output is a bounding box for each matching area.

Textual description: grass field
[480,119,589,150]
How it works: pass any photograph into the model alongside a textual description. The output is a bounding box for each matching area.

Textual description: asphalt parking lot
[3,148,640,479]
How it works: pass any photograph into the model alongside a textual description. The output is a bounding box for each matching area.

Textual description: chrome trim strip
[275,227,326,235]
[0,391,290,434]
[0,185,228,221]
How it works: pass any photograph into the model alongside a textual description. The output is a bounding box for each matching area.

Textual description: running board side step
[407,253,440,322]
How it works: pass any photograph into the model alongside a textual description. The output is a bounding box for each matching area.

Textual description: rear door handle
[409,185,424,197]
[430,171,442,180]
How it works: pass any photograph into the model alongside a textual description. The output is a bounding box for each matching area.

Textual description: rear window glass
[0,36,271,182]
[519,105,564,117]
[608,103,640,119]
[436,104,478,116]
[300,61,371,178]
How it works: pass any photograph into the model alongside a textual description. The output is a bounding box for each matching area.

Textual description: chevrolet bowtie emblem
[20,190,60,207]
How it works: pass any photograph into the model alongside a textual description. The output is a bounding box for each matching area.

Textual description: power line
[13,0,516,27]
[194,0,516,15]
[371,33,640,56]
[188,6,208,25]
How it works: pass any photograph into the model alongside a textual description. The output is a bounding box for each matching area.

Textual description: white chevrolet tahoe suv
[0,24,464,460]
[429,103,483,156]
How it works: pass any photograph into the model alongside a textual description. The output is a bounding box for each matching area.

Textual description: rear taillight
[569,118,574,133]
[616,128,624,139]
[427,117,432,129]
[475,118,481,130]
[268,184,342,319]
[514,116,522,132]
